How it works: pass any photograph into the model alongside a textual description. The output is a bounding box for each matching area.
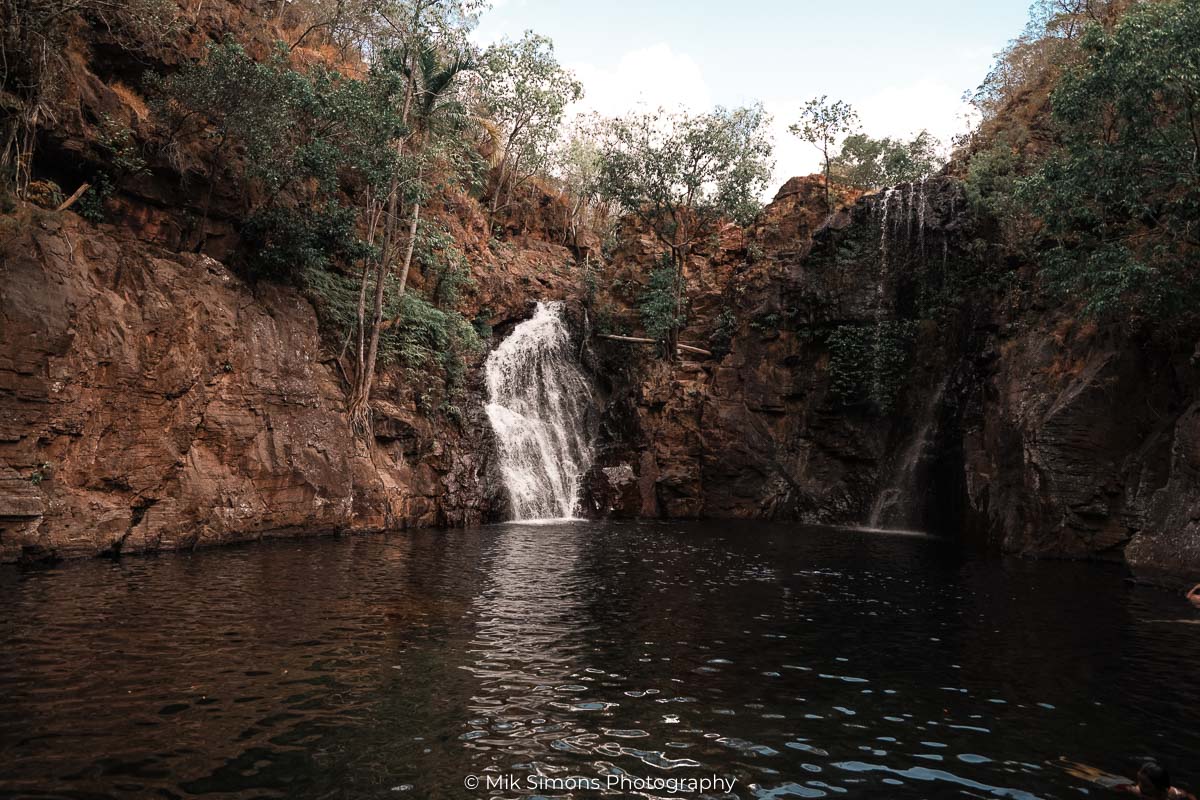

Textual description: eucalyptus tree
[1020,0,1200,323]
[597,105,773,356]
[478,31,582,228]
[830,130,943,190]
[550,124,612,248]
[789,96,858,213]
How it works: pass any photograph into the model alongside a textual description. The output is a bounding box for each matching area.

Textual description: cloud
[855,79,978,149]
[567,43,712,118]
[763,80,979,197]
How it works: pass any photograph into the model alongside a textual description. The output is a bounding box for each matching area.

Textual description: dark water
[2,521,1198,800]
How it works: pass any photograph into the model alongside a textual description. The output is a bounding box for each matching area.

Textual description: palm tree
[393,43,473,301]
[347,37,473,434]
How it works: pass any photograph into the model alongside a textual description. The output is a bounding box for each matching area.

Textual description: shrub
[710,308,738,358]
[1020,0,1200,323]
[638,266,684,344]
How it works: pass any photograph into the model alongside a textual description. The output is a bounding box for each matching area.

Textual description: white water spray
[485,301,595,521]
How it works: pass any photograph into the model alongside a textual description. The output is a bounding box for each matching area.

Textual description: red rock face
[583,176,1199,586]
[4,0,1197,585]
[0,210,494,560]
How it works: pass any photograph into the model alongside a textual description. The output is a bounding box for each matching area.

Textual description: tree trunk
[346,62,416,436]
[396,164,423,298]
[822,141,832,215]
[487,153,511,232]
[667,246,688,361]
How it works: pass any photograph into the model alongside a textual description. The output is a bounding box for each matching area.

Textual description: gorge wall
[2,0,1198,587]
[0,194,598,560]
[584,175,1200,586]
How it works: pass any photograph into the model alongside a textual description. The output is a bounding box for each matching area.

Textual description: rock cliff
[2,0,1198,588]
[584,174,1200,585]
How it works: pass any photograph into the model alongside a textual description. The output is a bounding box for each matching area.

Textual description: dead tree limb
[597,333,714,358]
[56,182,90,212]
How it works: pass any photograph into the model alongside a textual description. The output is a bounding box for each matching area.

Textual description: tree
[277,0,486,60]
[967,0,1129,124]
[830,130,943,190]
[342,1,480,433]
[478,31,582,228]
[385,40,475,320]
[549,122,615,249]
[1020,0,1200,323]
[150,3,480,435]
[150,38,330,247]
[789,96,858,214]
[597,105,773,357]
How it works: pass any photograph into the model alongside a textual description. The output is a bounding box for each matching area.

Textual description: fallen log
[56,182,91,212]
[597,334,713,358]
[598,334,655,344]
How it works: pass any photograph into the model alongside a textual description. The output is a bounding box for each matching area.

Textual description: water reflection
[0,521,1198,800]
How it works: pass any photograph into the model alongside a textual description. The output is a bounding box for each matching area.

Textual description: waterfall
[867,377,947,529]
[485,301,595,521]
[871,188,900,402]
[917,177,927,261]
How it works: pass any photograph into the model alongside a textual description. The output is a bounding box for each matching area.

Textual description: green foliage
[550,124,614,243]
[481,32,582,213]
[96,113,147,177]
[638,266,684,344]
[302,260,481,403]
[386,293,481,392]
[150,38,371,275]
[597,104,773,233]
[27,462,52,485]
[74,115,147,223]
[750,312,781,333]
[967,0,1122,124]
[471,311,494,341]
[150,39,319,186]
[831,130,942,190]
[789,96,858,157]
[597,104,772,351]
[710,307,738,358]
[76,176,113,223]
[827,320,918,413]
[417,223,474,306]
[789,96,858,211]
[964,135,1023,220]
[1021,0,1200,321]
[242,201,368,279]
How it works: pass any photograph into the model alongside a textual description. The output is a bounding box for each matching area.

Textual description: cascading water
[871,188,900,402]
[866,182,942,530]
[867,377,947,529]
[485,301,595,521]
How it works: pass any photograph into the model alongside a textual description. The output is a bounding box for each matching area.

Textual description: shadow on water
[1,520,1198,799]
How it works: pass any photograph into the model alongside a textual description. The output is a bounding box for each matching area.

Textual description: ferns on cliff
[826,321,918,414]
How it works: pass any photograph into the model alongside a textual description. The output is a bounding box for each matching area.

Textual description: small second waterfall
[867,377,947,530]
[485,301,595,521]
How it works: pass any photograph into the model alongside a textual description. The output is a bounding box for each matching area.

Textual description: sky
[471,0,1034,197]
